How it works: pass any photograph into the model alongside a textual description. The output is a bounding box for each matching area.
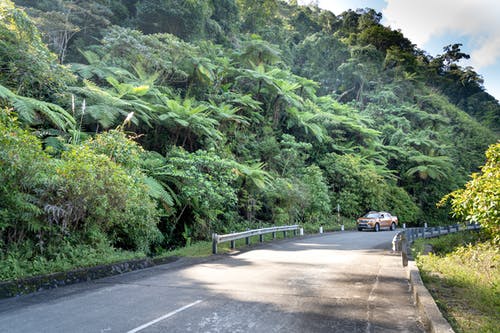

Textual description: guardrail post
[300,228,304,236]
[319,226,323,234]
[293,229,297,236]
[392,233,401,252]
[259,234,264,243]
[422,227,425,238]
[401,232,408,267]
[245,236,250,246]
[272,231,276,239]
[437,226,441,236]
[456,224,460,232]
[230,240,235,249]
[283,231,287,238]
[212,233,218,254]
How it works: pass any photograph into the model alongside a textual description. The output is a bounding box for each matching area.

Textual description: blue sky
[304,0,500,101]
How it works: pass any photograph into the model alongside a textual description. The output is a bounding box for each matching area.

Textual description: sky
[303,0,500,101]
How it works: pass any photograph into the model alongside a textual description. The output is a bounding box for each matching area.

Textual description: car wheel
[390,222,396,231]
[374,223,380,232]
[358,227,363,231]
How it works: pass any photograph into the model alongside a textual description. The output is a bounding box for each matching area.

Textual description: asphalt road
[0,230,424,332]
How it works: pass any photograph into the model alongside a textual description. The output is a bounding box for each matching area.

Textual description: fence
[392,223,481,266]
[212,225,302,254]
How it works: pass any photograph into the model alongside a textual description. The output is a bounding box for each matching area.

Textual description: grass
[412,232,500,333]
[0,243,145,282]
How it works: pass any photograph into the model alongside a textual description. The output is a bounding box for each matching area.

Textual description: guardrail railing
[212,225,302,254]
[392,223,480,266]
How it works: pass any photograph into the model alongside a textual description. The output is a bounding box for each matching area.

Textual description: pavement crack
[366,255,383,333]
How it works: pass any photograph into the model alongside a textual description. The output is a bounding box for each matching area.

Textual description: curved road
[0,231,424,332]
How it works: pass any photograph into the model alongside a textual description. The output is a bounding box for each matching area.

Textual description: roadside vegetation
[0,0,498,282]
[412,232,499,333]
[413,143,499,333]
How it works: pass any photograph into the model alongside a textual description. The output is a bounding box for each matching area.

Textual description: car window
[364,213,379,218]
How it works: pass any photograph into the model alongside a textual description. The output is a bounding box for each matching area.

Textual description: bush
[155,148,240,245]
[441,142,500,242]
[45,142,162,252]
[1,111,162,255]
[320,152,418,220]
[301,165,332,223]
[0,109,50,248]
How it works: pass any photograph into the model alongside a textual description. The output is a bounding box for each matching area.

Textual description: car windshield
[364,213,379,218]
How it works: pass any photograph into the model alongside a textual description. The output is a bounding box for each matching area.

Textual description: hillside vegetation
[0,0,498,279]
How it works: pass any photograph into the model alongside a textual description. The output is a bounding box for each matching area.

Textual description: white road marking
[126,300,203,333]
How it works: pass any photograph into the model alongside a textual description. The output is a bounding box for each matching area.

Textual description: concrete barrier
[406,260,454,333]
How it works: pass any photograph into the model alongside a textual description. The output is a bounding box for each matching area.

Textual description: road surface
[0,230,424,332]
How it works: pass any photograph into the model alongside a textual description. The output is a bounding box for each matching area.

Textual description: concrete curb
[406,259,454,333]
[0,256,178,299]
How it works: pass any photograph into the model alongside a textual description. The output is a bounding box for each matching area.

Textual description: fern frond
[0,84,75,130]
[85,104,124,129]
[143,176,175,207]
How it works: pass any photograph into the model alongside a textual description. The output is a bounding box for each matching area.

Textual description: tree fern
[0,84,75,130]
[142,176,175,208]
[233,161,273,189]
[405,154,453,180]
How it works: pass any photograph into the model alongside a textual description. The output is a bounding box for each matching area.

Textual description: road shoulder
[406,259,455,333]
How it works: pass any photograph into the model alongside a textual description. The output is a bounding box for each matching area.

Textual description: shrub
[0,109,49,248]
[440,142,500,242]
[45,143,162,252]
[1,111,162,254]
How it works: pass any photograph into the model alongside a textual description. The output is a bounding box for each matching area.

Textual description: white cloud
[383,0,500,70]
[471,35,500,68]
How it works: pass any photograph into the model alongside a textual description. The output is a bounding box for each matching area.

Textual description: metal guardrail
[392,223,481,266]
[212,225,301,254]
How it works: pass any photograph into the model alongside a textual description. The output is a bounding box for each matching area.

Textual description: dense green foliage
[0,110,161,252]
[0,0,498,278]
[440,143,500,242]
